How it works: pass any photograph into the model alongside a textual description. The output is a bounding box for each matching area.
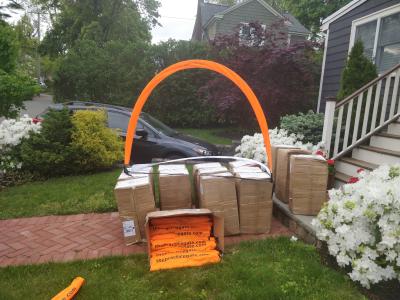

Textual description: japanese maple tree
[202,21,320,129]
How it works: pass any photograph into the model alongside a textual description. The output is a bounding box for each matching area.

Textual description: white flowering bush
[235,128,321,164]
[312,165,400,288]
[0,115,41,173]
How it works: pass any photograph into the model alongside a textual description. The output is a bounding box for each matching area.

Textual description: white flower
[235,128,321,164]
[313,164,400,288]
[0,115,41,173]
[290,236,298,242]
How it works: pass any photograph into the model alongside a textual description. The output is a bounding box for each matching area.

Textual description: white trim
[321,0,367,31]
[317,29,329,113]
[348,4,400,66]
[204,0,282,28]
[219,0,282,18]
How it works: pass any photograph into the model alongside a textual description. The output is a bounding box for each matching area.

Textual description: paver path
[0,213,292,267]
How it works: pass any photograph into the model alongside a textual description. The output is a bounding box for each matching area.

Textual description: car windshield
[140,112,177,136]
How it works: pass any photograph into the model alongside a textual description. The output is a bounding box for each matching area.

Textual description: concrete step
[388,122,400,135]
[335,157,377,177]
[352,145,400,165]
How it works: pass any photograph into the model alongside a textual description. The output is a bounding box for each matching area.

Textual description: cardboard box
[271,145,298,176]
[193,162,222,176]
[159,165,192,210]
[114,175,156,243]
[275,148,311,203]
[289,155,328,215]
[198,172,240,236]
[233,167,273,234]
[118,164,152,181]
[145,209,224,257]
[195,166,228,199]
[228,160,258,170]
[119,214,141,245]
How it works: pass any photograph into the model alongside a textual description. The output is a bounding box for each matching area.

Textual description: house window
[350,4,400,73]
[239,22,266,46]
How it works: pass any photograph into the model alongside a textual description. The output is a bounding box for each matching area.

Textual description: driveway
[19,94,53,117]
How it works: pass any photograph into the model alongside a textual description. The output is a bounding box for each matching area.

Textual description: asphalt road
[19,94,53,118]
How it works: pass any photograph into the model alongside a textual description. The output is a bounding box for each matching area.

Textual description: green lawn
[177,128,234,145]
[0,169,120,219]
[0,237,364,300]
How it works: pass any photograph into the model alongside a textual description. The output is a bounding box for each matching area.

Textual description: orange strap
[151,237,217,252]
[150,250,220,271]
[51,277,85,300]
[124,59,272,170]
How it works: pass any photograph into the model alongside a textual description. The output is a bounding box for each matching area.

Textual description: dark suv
[38,101,219,163]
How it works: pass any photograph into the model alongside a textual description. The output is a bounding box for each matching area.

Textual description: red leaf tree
[201,21,320,129]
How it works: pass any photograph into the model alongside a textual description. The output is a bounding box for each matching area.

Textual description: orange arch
[124,59,272,170]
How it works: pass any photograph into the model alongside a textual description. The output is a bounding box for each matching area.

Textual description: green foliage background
[0,21,39,118]
[337,40,378,100]
[280,110,324,144]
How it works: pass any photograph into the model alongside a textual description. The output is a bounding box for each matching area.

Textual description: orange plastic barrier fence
[149,215,220,271]
[124,59,272,170]
[51,277,85,300]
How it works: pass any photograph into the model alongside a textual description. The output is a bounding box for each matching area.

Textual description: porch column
[321,97,336,157]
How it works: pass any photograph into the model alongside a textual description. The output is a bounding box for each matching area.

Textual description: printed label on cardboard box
[122,220,136,237]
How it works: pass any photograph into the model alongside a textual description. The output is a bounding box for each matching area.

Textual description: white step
[388,122,400,135]
[352,146,400,165]
[370,133,400,152]
[333,171,350,189]
[335,157,377,177]
[333,180,345,189]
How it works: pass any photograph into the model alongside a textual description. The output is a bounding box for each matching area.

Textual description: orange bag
[51,277,85,300]
[151,237,217,252]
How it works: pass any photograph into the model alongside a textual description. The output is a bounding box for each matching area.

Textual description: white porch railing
[322,63,400,159]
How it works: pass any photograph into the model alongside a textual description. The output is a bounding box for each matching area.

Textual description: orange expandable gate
[123,59,272,170]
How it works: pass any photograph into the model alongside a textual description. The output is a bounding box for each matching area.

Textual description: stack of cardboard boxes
[289,155,328,215]
[158,165,192,210]
[197,170,240,236]
[232,167,273,234]
[275,148,311,203]
[115,161,275,245]
[114,175,157,244]
[273,147,329,216]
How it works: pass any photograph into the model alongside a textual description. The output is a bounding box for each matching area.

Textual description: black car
[37,101,219,163]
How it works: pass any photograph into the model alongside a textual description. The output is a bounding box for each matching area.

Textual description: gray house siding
[320,0,399,112]
[215,1,279,36]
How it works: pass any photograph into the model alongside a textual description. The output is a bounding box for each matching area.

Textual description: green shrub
[71,110,123,171]
[337,40,377,100]
[19,109,76,176]
[280,111,324,145]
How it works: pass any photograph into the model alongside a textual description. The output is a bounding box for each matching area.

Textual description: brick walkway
[0,213,292,267]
